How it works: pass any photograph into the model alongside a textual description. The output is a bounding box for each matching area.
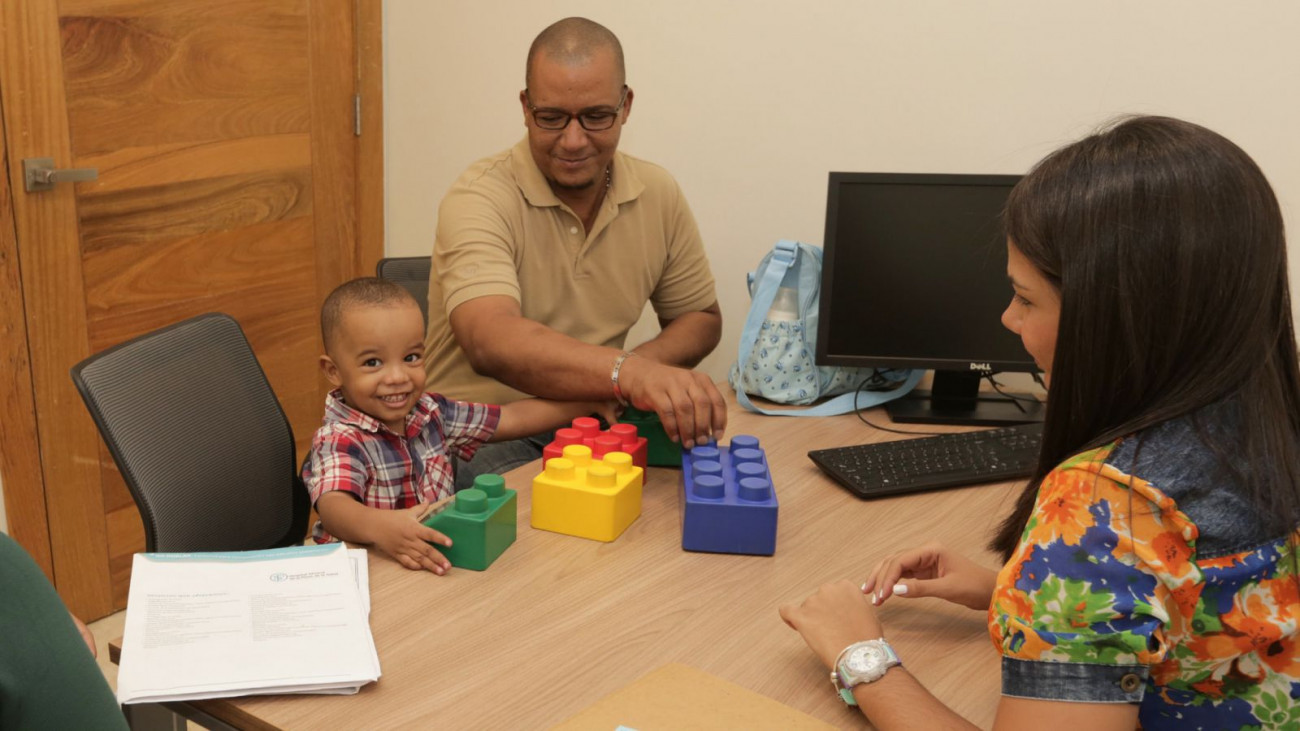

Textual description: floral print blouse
[989,413,1299,729]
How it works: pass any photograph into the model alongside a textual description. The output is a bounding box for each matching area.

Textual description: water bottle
[768,286,799,322]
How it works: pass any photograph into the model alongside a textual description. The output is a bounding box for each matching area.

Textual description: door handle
[23,157,99,192]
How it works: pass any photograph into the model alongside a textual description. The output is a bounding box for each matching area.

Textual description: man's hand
[618,355,727,449]
[368,505,454,575]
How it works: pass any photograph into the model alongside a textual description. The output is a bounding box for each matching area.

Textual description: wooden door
[0,0,384,620]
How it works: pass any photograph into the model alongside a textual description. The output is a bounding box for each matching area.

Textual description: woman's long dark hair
[990,116,1300,560]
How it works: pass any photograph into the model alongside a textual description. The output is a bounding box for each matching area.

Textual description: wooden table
[133,397,1021,729]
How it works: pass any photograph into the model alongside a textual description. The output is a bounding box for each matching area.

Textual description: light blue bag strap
[734,240,923,417]
[733,240,798,415]
[746,369,924,417]
[797,244,823,339]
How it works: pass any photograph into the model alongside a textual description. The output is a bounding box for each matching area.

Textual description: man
[425,17,727,489]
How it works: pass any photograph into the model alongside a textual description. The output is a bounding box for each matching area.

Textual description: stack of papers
[116,543,380,704]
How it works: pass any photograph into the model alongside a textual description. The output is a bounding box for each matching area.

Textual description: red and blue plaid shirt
[303,389,500,543]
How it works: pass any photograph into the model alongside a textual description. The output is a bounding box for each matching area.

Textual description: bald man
[425,17,726,490]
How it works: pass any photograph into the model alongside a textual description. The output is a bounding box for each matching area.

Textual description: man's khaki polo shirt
[424,138,717,405]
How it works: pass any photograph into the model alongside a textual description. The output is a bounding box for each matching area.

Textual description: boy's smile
[320,301,427,433]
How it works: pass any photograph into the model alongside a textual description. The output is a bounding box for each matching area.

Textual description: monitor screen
[817,172,1041,425]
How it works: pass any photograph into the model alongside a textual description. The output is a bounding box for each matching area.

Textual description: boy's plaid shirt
[303,389,500,542]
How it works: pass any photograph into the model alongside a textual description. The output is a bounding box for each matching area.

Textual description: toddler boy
[304,277,603,573]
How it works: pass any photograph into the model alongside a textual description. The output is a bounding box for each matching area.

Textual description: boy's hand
[587,400,621,426]
[370,505,453,575]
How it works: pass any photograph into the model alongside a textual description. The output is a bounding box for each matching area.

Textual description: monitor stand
[885,370,1043,427]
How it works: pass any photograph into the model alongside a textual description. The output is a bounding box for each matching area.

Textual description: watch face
[847,644,887,674]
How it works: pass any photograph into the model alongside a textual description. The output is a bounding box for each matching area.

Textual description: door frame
[0,0,385,619]
[0,62,53,580]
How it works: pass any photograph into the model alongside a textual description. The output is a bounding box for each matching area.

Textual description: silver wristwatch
[831,638,901,706]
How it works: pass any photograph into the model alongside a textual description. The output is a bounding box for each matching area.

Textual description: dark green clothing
[0,532,127,730]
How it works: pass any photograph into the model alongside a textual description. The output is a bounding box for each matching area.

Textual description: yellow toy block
[531,444,643,542]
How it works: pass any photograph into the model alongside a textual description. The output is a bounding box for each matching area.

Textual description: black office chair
[376,256,432,322]
[70,313,309,553]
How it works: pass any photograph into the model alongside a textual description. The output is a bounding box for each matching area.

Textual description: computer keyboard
[808,422,1043,499]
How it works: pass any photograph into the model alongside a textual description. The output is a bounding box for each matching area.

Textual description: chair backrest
[70,313,309,553]
[376,256,432,322]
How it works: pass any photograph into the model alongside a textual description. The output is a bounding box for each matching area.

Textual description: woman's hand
[862,542,997,611]
[779,580,883,669]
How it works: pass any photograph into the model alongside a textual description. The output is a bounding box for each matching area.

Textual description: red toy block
[543,416,647,469]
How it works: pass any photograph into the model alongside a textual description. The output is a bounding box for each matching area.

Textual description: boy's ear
[319,354,343,387]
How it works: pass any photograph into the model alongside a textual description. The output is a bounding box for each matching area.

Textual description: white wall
[385,1,1300,382]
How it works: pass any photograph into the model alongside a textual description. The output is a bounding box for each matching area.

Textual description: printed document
[116,543,380,704]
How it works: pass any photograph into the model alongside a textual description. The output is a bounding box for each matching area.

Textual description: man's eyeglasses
[525,86,629,131]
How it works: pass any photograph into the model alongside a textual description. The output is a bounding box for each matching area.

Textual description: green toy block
[618,407,681,467]
[421,474,516,570]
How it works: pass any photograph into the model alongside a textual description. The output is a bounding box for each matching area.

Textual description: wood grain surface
[170,398,1020,729]
[0,0,371,617]
[1,0,116,617]
[0,93,54,579]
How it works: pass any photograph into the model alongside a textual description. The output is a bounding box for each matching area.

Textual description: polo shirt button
[569,226,578,235]
[1119,673,1142,693]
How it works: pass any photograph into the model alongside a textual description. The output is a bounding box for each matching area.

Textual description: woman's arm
[995,697,1137,729]
[779,580,976,729]
[779,580,1140,730]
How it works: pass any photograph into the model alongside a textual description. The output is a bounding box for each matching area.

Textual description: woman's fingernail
[860,582,869,593]
[871,594,878,605]
[892,583,908,595]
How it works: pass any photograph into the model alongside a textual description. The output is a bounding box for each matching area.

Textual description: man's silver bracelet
[611,351,637,406]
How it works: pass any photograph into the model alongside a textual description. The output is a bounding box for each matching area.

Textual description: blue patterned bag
[727,240,920,416]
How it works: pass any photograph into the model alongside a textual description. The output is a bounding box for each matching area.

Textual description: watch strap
[877,641,901,667]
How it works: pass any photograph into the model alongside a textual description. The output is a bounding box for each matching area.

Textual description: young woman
[780,116,1300,729]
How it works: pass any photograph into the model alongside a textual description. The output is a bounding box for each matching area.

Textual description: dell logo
[969,362,992,372]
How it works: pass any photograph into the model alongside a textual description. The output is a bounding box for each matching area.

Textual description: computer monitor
[816,172,1043,426]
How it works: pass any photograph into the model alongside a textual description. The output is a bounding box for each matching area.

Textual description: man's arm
[635,302,723,368]
[449,295,726,447]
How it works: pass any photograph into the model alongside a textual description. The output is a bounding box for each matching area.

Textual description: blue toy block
[680,435,778,555]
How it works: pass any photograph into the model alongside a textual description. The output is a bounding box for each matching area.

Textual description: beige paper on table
[550,663,836,730]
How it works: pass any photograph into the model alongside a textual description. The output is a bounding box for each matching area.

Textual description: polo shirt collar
[509,136,644,209]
